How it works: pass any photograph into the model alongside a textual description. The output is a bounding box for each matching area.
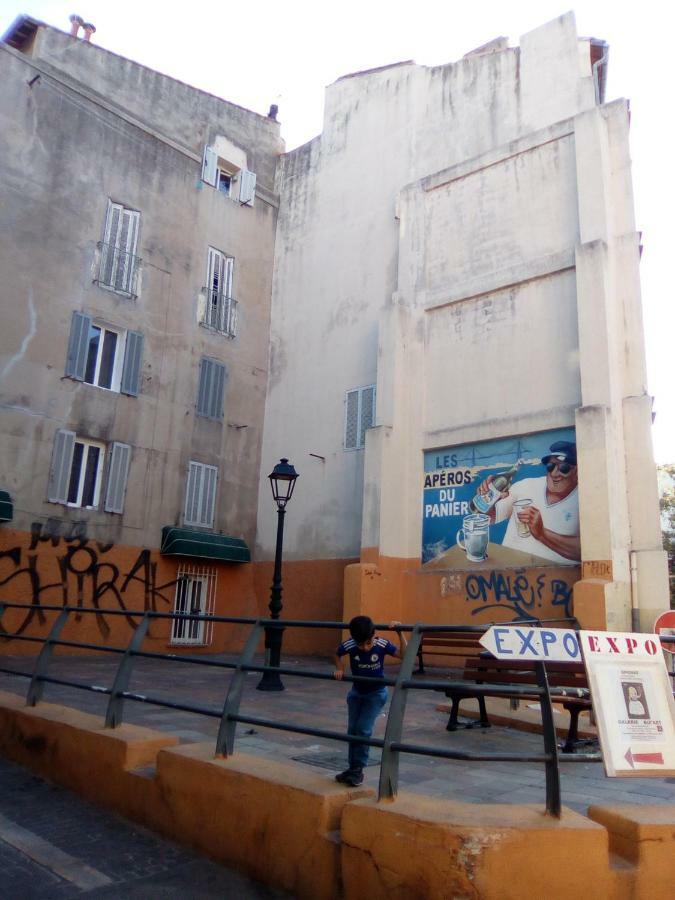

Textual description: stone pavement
[0,755,289,898]
[1,651,675,815]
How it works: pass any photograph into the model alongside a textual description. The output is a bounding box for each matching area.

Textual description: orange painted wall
[0,527,349,658]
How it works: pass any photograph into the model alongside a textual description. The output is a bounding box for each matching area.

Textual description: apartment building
[0,15,283,651]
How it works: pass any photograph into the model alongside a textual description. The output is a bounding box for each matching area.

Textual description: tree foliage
[657,464,675,605]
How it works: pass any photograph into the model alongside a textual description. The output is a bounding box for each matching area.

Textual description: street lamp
[256,458,299,691]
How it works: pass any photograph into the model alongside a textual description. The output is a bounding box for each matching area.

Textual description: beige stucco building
[0,12,668,655]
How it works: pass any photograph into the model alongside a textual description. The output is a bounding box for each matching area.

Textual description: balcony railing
[202,287,238,337]
[97,241,140,297]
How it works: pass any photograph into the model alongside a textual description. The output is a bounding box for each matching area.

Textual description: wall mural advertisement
[422,428,579,569]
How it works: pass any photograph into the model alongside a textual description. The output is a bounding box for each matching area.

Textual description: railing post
[536,660,561,817]
[378,625,423,801]
[26,607,72,706]
[104,612,151,728]
[216,620,264,757]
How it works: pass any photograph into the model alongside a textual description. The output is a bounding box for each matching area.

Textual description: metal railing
[0,602,623,816]
[96,241,140,297]
[202,288,238,337]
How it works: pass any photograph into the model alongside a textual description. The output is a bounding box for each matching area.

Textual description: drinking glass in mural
[456,514,490,562]
[513,498,533,537]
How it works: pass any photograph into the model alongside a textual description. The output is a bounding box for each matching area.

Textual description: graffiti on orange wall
[0,520,179,637]
[463,569,573,620]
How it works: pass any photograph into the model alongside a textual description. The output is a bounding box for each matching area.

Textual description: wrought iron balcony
[96,241,140,297]
[202,287,238,337]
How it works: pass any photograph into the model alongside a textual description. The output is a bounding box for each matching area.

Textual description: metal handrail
[7,601,671,817]
[201,286,238,336]
[96,241,140,297]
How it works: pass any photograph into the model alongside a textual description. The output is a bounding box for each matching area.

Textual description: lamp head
[269,458,298,509]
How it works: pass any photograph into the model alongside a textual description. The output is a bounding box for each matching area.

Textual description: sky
[2,0,673,462]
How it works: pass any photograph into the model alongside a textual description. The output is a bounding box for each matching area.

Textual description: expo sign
[480,626,581,662]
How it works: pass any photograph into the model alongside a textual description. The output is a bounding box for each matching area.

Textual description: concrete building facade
[0,12,668,658]
[257,13,669,634]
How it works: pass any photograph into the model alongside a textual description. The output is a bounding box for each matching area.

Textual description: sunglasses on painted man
[545,461,573,475]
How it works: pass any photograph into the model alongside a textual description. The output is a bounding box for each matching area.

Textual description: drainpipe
[630,550,640,632]
[69,14,84,37]
[82,22,96,42]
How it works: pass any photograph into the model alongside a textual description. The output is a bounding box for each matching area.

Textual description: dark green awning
[0,490,12,523]
[160,526,250,563]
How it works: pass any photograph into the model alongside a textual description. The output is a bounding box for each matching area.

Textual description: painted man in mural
[476,441,580,564]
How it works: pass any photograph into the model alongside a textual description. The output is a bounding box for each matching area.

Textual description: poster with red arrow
[580,631,675,777]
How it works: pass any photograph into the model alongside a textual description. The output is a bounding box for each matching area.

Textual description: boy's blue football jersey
[337,637,397,693]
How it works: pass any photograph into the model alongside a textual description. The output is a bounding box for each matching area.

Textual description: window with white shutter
[98,200,140,296]
[201,145,256,207]
[203,249,237,336]
[184,461,218,528]
[196,357,226,421]
[344,385,376,451]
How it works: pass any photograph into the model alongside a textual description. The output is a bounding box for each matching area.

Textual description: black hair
[349,615,375,644]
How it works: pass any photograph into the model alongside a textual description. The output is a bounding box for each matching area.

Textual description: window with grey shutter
[344,390,359,450]
[184,461,218,527]
[202,146,218,186]
[104,442,131,513]
[239,170,256,206]
[65,312,92,380]
[100,201,140,295]
[344,385,376,450]
[48,429,76,503]
[359,386,376,448]
[120,331,144,396]
[196,357,226,421]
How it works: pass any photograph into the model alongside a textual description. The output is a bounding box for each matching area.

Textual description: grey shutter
[104,442,131,513]
[202,146,218,186]
[184,462,202,525]
[117,209,140,293]
[48,429,76,503]
[197,358,226,420]
[120,331,144,396]
[359,386,376,448]
[345,390,359,450]
[65,311,91,380]
[200,465,218,527]
[239,169,256,206]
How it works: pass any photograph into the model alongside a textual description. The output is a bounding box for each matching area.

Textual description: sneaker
[343,769,364,787]
[335,768,358,783]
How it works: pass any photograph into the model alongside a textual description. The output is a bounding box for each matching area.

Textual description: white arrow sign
[480,626,581,662]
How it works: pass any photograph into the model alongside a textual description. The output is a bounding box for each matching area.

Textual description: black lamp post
[256,458,298,691]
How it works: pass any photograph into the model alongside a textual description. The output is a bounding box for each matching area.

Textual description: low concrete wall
[0,691,673,898]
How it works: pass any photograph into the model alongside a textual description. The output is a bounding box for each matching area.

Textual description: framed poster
[580,631,675,777]
[422,428,579,568]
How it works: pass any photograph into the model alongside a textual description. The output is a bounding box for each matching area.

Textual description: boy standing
[333,616,407,786]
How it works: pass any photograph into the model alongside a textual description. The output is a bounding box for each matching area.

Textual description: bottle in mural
[469,461,522,514]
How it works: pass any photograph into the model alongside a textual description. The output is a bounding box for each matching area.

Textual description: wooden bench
[445,657,591,753]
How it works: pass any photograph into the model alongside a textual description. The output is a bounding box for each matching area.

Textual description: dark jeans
[347,686,388,770]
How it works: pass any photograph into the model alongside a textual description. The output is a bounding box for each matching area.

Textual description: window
[98,200,140,296]
[203,248,237,336]
[48,431,131,513]
[65,312,144,396]
[344,385,376,450]
[217,169,232,196]
[196,357,227,421]
[170,565,216,646]
[201,145,257,206]
[184,461,218,528]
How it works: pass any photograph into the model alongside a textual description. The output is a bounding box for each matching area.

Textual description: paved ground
[2,650,674,814]
[0,755,289,898]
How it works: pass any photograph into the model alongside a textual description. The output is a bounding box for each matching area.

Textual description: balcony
[201,287,238,337]
[96,241,140,297]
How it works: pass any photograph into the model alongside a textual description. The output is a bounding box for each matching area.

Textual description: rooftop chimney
[82,22,96,42]
[268,104,279,120]
[69,14,84,37]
